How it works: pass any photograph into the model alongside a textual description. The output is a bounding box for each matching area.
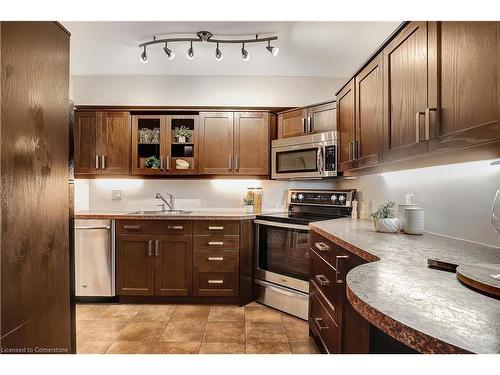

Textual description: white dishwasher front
[75,219,115,297]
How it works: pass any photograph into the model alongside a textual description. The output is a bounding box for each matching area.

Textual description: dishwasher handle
[75,226,111,230]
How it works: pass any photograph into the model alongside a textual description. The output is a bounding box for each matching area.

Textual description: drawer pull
[124,225,140,230]
[208,241,224,246]
[208,226,224,230]
[168,225,184,230]
[315,242,330,252]
[208,280,224,284]
[148,240,153,257]
[315,274,330,286]
[314,317,329,331]
[208,257,224,261]
[335,255,349,284]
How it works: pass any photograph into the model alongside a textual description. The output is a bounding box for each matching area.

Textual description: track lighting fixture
[241,43,249,61]
[266,40,279,56]
[215,42,223,61]
[163,43,175,60]
[140,45,148,63]
[186,41,195,60]
[138,30,278,63]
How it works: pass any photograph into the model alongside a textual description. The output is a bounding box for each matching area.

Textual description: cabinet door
[429,21,500,152]
[75,111,99,175]
[233,112,269,175]
[355,55,383,168]
[383,21,429,161]
[199,112,234,175]
[99,112,131,175]
[167,115,199,175]
[131,115,168,175]
[337,79,356,171]
[116,235,155,296]
[307,102,336,134]
[154,235,193,296]
[278,108,306,138]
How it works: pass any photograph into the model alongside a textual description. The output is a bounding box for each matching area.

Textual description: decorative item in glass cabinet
[151,128,160,143]
[139,128,153,143]
[371,201,399,233]
[175,125,192,143]
[144,156,161,169]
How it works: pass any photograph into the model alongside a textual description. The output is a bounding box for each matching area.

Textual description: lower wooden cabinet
[154,236,192,296]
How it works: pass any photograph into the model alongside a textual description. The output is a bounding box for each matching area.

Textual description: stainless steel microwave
[271,131,337,180]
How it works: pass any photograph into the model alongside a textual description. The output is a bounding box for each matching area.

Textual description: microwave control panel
[324,145,336,172]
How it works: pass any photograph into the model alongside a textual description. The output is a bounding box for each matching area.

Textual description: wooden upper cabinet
[355,54,383,168]
[429,21,500,152]
[337,79,356,172]
[116,235,155,296]
[100,112,131,175]
[75,111,99,175]
[234,112,269,175]
[154,235,193,296]
[307,102,336,134]
[131,114,168,175]
[382,21,430,162]
[278,108,306,138]
[199,112,234,175]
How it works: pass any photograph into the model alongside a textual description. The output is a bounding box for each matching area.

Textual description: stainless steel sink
[128,210,192,215]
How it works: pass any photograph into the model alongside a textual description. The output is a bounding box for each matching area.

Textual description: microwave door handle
[317,145,324,175]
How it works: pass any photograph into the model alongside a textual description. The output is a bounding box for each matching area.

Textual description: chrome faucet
[155,192,175,211]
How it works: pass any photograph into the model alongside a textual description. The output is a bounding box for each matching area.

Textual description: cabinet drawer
[194,235,239,250]
[193,268,239,296]
[309,280,340,354]
[116,220,193,235]
[194,250,239,268]
[194,220,239,235]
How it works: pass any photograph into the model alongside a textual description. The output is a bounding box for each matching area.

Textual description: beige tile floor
[76,302,320,354]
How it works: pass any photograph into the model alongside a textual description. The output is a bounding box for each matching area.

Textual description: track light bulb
[163,43,175,60]
[241,43,250,61]
[215,43,223,61]
[186,41,195,60]
[266,41,279,56]
[140,46,148,63]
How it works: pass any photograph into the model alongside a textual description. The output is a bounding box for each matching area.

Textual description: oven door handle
[254,279,309,300]
[254,219,310,231]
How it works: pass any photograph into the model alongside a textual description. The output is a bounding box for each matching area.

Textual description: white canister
[404,208,425,235]
[398,203,420,230]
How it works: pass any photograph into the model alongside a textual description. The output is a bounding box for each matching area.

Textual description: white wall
[71,75,346,107]
[340,160,500,248]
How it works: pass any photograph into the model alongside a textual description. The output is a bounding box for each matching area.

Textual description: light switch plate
[112,190,122,201]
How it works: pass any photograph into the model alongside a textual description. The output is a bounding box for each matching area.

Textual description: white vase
[404,208,425,235]
[374,218,400,233]
[178,135,186,143]
[245,205,254,214]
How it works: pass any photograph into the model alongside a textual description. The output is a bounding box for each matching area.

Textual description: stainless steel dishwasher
[75,219,115,297]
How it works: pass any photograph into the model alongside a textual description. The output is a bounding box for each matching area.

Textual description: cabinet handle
[415,111,425,143]
[424,108,437,141]
[335,255,349,284]
[208,257,224,261]
[208,241,224,246]
[315,274,331,286]
[148,240,153,257]
[160,157,164,170]
[314,317,329,331]
[155,240,160,257]
[235,155,239,171]
[208,280,224,284]
[123,225,140,230]
[101,155,106,169]
[95,155,100,169]
[168,225,183,230]
[229,155,233,171]
[348,141,353,161]
[208,226,224,231]
[302,118,307,133]
[308,117,313,133]
[166,156,170,171]
[314,242,330,252]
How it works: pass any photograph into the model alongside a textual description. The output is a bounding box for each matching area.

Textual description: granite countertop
[309,218,500,354]
[75,210,256,220]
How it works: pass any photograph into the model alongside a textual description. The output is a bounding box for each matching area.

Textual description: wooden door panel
[234,112,269,175]
[337,79,356,171]
[356,55,383,167]
[100,112,131,175]
[154,236,192,296]
[199,112,234,174]
[278,109,306,138]
[308,102,336,134]
[75,111,99,175]
[116,235,155,296]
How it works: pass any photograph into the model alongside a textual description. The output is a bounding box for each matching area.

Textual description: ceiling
[63,21,401,77]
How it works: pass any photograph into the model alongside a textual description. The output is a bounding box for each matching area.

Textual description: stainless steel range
[254,189,356,319]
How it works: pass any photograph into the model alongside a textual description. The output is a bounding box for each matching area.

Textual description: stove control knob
[298,194,304,201]
[339,195,346,203]
[331,195,337,202]
[291,193,297,200]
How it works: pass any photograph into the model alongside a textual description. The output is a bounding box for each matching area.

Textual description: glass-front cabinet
[131,114,198,175]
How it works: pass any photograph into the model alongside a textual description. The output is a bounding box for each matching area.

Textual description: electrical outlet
[112,190,122,201]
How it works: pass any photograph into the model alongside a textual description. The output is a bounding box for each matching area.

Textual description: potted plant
[371,201,400,233]
[144,156,161,169]
[174,126,191,143]
[243,196,255,214]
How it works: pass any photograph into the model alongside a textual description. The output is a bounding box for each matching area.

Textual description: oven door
[255,220,310,293]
